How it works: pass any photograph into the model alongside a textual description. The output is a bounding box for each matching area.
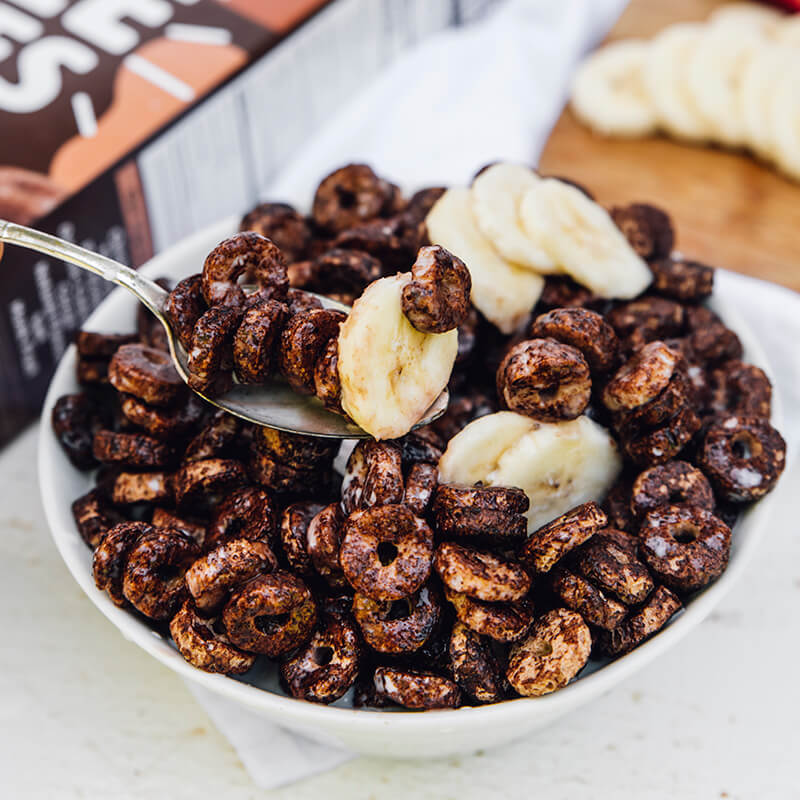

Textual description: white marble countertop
[2,422,798,799]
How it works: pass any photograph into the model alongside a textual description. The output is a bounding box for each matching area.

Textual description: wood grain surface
[538,0,800,291]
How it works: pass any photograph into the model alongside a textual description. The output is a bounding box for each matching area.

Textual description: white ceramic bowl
[38,218,782,758]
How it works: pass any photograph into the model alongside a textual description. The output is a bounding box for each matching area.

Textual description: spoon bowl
[0,219,447,438]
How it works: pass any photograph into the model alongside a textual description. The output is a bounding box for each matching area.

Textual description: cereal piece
[614,367,691,431]
[538,276,600,311]
[205,487,277,549]
[640,505,731,593]
[497,339,591,421]
[183,411,240,463]
[444,587,534,642]
[530,307,619,373]
[278,308,346,395]
[698,415,786,502]
[602,477,636,533]
[551,568,628,631]
[222,570,317,656]
[92,429,173,468]
[150,508,206,546]
[448,621,505,703]
[574,532,654,605]
[334,215,422,271]
[248,451,330,497]
[405,186,446,223]
[122,529,199,619]
[110,471,174,505]
[312,164,394,233]
[610,203,674,261]
[186,538,278,613]
[279,501,325,577]
[170,600,256,675]
[432,485,529,542]
[352,585,440,653]
[620,405,701,467]
[403,462,438,517]
[77,356,109,386]
[506,608,591,697]
[372,667,461,710]
[434,542,530,603]
[202,232,288,306]
[72,488,124,548]
[341,440,404,513]
[280,611,362,703]
[340,505,434,601]
[93,522,150,606]
[51,393,103,469]
[685,307,742,365]
[76,331,137,358]
[164,274,206,350]
[314,337,345,414]
[305,248,382,295]
[598,585,682,656]
[254,427,338,470]
[630,460,714,519]
[285,288,324,315]
[606,297,685,342]
[519,501,608,574]
[109,343,184,407]
[649,257,714,303]
[119,393,204,439]
[187,305,242,395]
[232,299,289,384]
[401,245,472,334]
[602,341,678,412]
[708,360,772,418]
[174,459,248,506]
[240,202,312,263]
[307,502,349,589]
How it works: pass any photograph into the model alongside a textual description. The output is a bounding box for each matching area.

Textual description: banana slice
[644,23,713,142]
[708,2,784,35]
[768,55,800,182]
[439,412,622,533]
[337,273,458,440]
[570,39,658,138]
[740,45,789,160]
[686,26,763,148]
[519,178,652,299]
[471,163,558,273]
[425,187,544,334]
[775,16,800,47]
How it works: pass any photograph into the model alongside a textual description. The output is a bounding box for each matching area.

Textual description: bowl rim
[38,216,783,734]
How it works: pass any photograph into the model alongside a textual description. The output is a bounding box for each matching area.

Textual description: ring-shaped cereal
[352,585,440,653]
[630,460,714,519]
[444,586,534,643]
[109,343,184,407]
[222,570,317,656]
[169,600,256,675]
[186,538,278,613]
[530,307,619,373]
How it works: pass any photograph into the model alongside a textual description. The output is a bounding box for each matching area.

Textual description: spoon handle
[0,219,169,316]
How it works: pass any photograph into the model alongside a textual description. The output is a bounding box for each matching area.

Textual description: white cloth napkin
[185,0,684,788]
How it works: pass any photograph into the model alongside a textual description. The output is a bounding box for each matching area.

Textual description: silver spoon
[0,219,448,439]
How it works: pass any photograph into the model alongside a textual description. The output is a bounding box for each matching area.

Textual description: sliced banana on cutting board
[568,4,800,183]
[644,23,713,142]
[570,39,658,138]
[337,273,458,440]
[438,412,622,533]
[425,187,544,334]
[471,163,558,273]
[519,178,652,299]
[685,26,762,148]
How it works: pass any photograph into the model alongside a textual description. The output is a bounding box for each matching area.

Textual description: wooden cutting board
[538,0,800,291]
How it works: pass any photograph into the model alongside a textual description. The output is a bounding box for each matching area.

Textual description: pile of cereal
[52,162,786,710]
